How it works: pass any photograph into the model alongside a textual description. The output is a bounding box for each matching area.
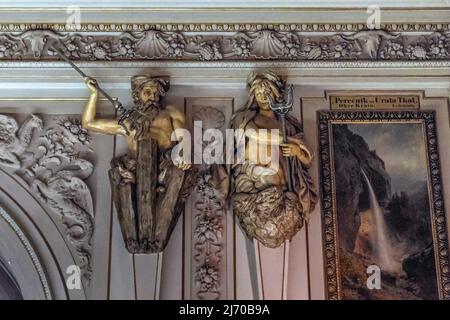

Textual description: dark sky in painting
[346,123,428,193]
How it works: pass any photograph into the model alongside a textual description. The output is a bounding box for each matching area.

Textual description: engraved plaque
[330,95,420,110]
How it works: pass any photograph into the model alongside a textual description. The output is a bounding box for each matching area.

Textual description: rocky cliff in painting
[333,124,438,300]
[332,124,391,251]
[386,183,437,299]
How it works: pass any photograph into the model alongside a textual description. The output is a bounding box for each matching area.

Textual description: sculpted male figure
[82,75,193,253]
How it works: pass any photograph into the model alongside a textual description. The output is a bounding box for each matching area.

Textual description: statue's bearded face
[139,84,161,105]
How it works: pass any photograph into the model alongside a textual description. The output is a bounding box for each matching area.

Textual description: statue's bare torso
[81,76,192,253]
[125,105,186,157]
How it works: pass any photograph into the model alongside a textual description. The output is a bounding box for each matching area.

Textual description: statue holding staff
[49,46,193,254]
[230,71,318,248]
[82,75,193,254]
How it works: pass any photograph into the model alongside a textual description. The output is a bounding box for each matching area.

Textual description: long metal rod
[50,47,118,107]
[49,45,138,135]
[280,112,292,301]
[280,114,293,192]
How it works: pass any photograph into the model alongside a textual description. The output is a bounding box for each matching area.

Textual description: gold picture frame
[318,110,450,300]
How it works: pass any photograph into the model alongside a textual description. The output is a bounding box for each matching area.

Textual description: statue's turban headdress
[246,70,285,91]
[131,75,170,102]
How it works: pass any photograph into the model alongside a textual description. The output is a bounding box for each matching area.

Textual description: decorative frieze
[0,23,449,33]
[0,29,449,62]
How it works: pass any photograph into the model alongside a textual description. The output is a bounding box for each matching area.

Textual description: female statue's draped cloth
[230,74,318,248]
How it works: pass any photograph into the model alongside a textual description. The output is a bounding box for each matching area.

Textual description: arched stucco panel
[0,169,87,300]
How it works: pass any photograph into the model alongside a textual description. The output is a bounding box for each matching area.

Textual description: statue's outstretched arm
[82,77,127,136]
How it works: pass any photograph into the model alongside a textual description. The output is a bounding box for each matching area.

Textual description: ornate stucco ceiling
[0,1,448,95]
[0,2,449,64]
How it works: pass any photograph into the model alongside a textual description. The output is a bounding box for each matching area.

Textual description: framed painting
[318,110,450,300]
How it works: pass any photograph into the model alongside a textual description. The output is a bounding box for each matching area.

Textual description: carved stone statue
[230,71,318,248]
[82,75,193,254]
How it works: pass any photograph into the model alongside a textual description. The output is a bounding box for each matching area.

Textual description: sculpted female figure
[231,71,318,248]
[82,75,193,253]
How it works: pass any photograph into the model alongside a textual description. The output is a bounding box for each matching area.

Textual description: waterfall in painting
[361,169,398,273]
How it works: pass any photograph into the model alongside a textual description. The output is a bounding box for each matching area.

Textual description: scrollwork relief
[193,170,226,300]
[0,114,42,169]
[191,106,228,300]
[0,114,95,284]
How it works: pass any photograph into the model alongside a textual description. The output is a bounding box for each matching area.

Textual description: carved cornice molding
[2,60,450,69]
[0,23,449,33]
[0,28,449,63]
